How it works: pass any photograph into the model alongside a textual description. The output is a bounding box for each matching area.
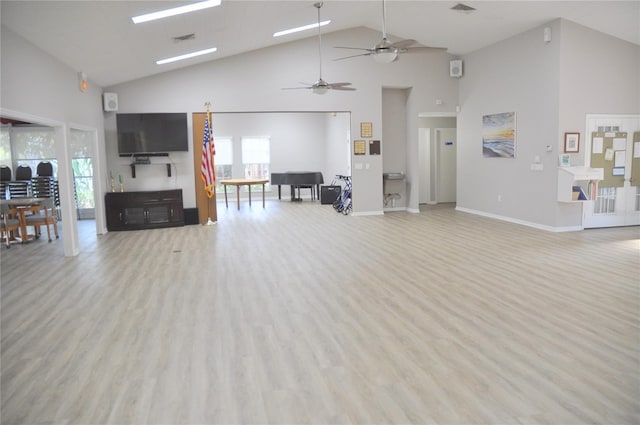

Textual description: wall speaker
[103,92,118,111]
[450,60,463,78]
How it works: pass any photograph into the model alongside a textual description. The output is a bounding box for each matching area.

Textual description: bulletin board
[590,131,627,187]
[632,132,640,187]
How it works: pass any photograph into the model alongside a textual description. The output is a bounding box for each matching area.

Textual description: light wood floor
[1,202,639,424]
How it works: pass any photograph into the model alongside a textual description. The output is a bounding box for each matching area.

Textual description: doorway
[583,114,640,228]
[418,115,457,205]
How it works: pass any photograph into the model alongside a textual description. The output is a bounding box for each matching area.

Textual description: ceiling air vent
[451,3,476,12]
[173,33,196,42]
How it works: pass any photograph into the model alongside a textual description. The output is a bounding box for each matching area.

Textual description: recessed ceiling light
[132,0,221,24]
[156,47,217,65]
[273,20,330,37]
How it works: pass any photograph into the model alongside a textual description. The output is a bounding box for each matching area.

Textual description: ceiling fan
[283,2,355,95]
[334,0,446,63]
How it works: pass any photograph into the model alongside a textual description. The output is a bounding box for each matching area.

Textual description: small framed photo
[559,154,570,166]
[564,132,580,153]
[360,122,372,138]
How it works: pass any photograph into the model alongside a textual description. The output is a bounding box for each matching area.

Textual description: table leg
[236,186,240,210]
[277,185,282,200]
[262,183,266,208]
[224,184,229,208]
[248,185,252,207]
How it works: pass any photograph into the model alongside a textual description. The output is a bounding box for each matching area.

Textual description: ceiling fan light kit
[334,0,446,63]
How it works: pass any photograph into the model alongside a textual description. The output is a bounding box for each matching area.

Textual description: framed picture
[354,139,366,155]
[360,122,372,138]
[564,132,580,153]
[369,140,380,155]
[482,112,516,158]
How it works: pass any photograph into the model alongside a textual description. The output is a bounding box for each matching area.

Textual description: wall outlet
[530,163,544,171]
[498,195,502,202]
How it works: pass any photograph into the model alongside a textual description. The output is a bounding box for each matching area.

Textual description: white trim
[0,108,64,127]
[455,206,583,232]
[383,207,407,212]
[407,207,420,213]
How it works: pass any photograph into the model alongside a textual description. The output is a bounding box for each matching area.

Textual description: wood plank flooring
[1,201,639,424]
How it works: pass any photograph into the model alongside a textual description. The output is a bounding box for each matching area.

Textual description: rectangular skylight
[273,20,330,37]
[156,47,217,65]
[132,0,221,24]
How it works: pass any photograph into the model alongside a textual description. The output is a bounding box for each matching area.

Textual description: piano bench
[296,185,315,201]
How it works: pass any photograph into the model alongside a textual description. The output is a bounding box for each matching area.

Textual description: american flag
[201,115,216,198]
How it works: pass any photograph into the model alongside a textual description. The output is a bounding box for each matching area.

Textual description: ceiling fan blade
[399,46,447,54]
[282,86,312,90]
[328,82,353,87]
[334,46,372,51]
[333,52,373,61]
[390,39,417,49]
[330,86,357,91]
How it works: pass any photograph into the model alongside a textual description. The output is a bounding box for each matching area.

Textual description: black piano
[271,171,324,201]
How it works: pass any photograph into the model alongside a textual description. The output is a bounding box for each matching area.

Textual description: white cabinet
[557,166,604,202]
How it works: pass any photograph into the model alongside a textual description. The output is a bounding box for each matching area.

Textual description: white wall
[106,27,457,215]
[458,18,639,230]
[556,19,640,227]
[457,20,562,228]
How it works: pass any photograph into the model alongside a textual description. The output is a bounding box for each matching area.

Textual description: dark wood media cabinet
[105,189,184,231]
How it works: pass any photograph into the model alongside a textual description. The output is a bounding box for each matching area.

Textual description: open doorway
[418,115,457,206]
[1,110,103,256]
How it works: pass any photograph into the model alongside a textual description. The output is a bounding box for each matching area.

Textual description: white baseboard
[407,208,420,214]
[455,207,583,232]
[351,210,384,217]
[383,207,407,212]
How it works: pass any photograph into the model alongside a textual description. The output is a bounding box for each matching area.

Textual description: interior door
[435,128,456,203]
[583,115,640,228]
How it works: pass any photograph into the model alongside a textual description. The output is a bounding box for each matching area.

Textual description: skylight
[156,47,217,65]
[132,0,222,24]
[273,20,330,37]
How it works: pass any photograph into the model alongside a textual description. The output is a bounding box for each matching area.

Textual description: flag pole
[204,101,216,226]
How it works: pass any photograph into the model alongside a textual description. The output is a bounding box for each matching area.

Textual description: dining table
[219,178,269,210]
[0,197,43,243]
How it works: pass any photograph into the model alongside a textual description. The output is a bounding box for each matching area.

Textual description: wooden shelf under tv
[105,189,184,231]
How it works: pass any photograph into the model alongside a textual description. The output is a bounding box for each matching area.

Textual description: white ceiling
[1,1,638,88]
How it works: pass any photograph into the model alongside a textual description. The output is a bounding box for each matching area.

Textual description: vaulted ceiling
[1,1,638,87]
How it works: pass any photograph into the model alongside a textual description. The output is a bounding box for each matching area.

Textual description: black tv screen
[116,113,188,156]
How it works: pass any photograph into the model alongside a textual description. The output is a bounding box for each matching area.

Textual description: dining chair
[24,197,59,242]
[0,203,21,248]
[15,164,32,181]
[0,166,11,200]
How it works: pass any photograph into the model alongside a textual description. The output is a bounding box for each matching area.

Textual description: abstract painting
[482,112,516,158]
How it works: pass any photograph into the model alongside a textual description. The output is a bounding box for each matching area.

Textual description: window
[70,129,95,212]
[11,127,57,176]
[214,137,233,192]
[241,136,270,190]
[0,127,11,168]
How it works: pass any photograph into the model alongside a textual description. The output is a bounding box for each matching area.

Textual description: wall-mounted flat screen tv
[116,113,188,156]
